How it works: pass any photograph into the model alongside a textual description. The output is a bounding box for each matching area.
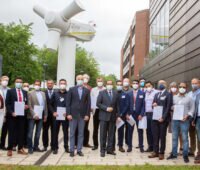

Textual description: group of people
[0,74,200,164]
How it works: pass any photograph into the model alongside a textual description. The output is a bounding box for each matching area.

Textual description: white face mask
[146,87,152,92]
[106,85,113,91]
[97,82,103,87]
[116,86,123,91]
[83,78,89,84]
[77,80,83,86]
[34,85,40,91]
[60,84,66,90]
[171,87,177,93]
[23,87,29,92]
[1,80,8,87]
[123,82,129,87]
[179,88,186,94]
[132,84,139,90]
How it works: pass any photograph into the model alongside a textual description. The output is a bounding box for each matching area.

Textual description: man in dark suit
[42,80,55,151]
[127,80,145,153]
[149,80,171,160]
[66,75,91,157]
[6,77,29,156]
[97,80,120,157]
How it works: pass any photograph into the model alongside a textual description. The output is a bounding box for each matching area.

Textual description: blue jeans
[172,119,190,157]
[196,118,200,142]
[27,119,43,150]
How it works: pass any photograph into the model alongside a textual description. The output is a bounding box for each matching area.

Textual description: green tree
[101,74,118,86]
[0,22,42,85]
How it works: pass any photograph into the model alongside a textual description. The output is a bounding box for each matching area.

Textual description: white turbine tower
[33,0,96,87]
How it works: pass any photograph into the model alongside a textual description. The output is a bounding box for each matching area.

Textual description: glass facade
[149,0,169,59]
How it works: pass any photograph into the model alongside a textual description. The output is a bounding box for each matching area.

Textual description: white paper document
[153,106,163,120]
[34,105,44,119]
[139,116,147,129]
[56,107,66,121]
[116,118,125,129]
[14,102,25,116]
[173,105,184,120]
[0,112,4,129]
[127,115,136,126]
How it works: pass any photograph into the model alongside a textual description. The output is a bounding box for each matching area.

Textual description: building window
[149,0,169,59]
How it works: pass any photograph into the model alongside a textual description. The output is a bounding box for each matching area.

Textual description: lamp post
[43,63,48,89]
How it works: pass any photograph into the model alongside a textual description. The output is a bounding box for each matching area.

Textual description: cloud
[0,0,149,78]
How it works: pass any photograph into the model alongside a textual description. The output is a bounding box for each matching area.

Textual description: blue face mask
[158,84,165,90]
[140,82,145,87]
[192,84,199,90]
[15,83,22,89]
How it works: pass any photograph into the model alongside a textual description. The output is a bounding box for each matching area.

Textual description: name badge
[60,97,64,102]
[161,96,166,100]
[139,95,143,99]
[122,95,126,99]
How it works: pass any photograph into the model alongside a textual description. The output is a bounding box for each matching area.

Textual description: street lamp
[43,63,48,89]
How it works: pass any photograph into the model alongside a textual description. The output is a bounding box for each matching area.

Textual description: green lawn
[0,165,200,170]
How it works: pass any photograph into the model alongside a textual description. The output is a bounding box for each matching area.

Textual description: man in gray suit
[66,75,91,157]
[27,80,48,154]
[97,80,120,157]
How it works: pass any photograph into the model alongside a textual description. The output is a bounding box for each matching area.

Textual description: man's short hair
[1,75,9,81]
[34,80,41,84]
[132,79,139,83]
[59,79,67,83]
[15,77,23,82]
[145,81,153,86]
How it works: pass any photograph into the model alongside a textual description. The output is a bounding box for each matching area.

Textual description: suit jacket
[153,89,172,121]
[28,90,48,119]
[6,88,28,117]
[194,93,200,122]
[66,86,91,119]
[97,89,120,122]
[128,90,145,117]
[45,89,56,118]
[117,91,129,118]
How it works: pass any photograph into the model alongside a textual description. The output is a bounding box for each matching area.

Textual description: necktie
[109,91,112,100]
[18,89,22,102]
[49,90,52,98]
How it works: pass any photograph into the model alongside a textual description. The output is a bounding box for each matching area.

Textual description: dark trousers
[27,119,43,150]
[146,112,153,150]
[118,123,125,147]
[52,120,69,150]
[100,120,115,153]
[24,118,28,147]
[0,120,8,148]
[152,120,168,154]
[8,116,25,150]
[127,114,143,149]
[83,116,90,146]
[92,109,100,147]
[42,115,53,149]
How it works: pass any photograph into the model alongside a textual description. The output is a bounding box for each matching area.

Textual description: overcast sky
[0,0,149,78]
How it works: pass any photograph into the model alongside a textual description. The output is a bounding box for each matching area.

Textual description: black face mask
[158,84,165,90]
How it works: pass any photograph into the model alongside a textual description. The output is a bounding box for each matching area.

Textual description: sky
[0,0,149,78]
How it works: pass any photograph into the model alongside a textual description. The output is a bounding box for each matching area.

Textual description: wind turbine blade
[33,4,47,18]
[46,29,61,51]
[60,0,85,21]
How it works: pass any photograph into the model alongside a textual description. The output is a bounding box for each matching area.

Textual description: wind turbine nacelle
[60,0,85,21]
[66,20,96,42]
[47,29,61,51]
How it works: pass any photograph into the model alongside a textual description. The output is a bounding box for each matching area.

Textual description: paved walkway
[0,115,197,166]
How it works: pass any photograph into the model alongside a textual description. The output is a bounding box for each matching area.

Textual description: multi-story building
[141,0,200,84]
[120,9,149,80]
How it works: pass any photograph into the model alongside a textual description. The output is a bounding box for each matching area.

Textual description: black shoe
[145,148,153,152]
[84,144,92,148]
[188,152,195,157]
[127,148,132,152]
[65,148,70,153]
[167,154,177,160]
[101,152,105,157]
[184,156,189,163]
[135,146,139,149]
[70,152,75,157]
[0,146,7,151]
[77,151,84,157]
[140,148,144,153]
[92,146,98,150]
[107,151,116,155]
[33,148,43,152]
[42,147,47,152]
[53,150,58,154]
[28,149,33,154]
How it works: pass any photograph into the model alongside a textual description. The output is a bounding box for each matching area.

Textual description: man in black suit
[97,80,120,157]
[66,75,91,157]
[42,80,55,151]
[149,80,171,160]
[6,77,29,156]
